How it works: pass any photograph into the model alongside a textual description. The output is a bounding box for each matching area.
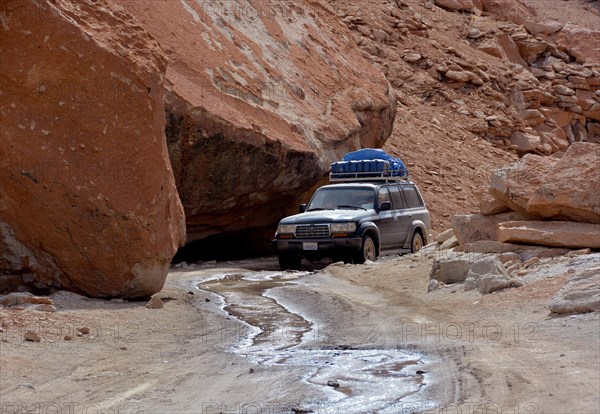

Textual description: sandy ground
[1,254,598,413]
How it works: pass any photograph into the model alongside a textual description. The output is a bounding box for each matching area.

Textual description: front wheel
[354,235,377,264]
[278,254,302,271]
[411,232,424,253]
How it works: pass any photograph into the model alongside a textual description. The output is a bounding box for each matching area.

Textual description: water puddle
[197,269,433,413]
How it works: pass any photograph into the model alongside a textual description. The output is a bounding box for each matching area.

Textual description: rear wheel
[354,235,377,264]
[411,232,424,253]
[278,254,302,271]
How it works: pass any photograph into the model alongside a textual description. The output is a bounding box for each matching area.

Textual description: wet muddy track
[196,269,435,413]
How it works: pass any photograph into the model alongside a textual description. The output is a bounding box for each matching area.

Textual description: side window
[378,188,391,206]
[402,186,423,208]
[389,186,405,210]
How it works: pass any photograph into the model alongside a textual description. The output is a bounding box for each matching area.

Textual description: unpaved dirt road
[1,254,598,413]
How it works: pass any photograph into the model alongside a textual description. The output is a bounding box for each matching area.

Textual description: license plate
[303,242,318,251]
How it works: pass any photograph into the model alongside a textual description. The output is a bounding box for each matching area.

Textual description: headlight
[330,222,357,233]
[278,224,297,235]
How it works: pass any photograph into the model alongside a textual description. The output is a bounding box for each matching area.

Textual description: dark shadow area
[172,225,278,264]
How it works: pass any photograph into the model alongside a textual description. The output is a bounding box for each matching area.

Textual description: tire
[411,231,424,253]
[354,235,377,264]
[278,254,302,271]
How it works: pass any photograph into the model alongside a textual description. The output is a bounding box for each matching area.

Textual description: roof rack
[329,171,411,183]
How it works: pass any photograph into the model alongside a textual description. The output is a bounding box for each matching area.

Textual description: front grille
[295,224,330,238]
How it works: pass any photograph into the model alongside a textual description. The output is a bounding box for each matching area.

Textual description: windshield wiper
[337,205,367,210]
[307,207,334,212]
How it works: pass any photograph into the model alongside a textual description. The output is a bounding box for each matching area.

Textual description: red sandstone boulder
[489,143,600,223]
[550,23,600,65]
[527,143,600,222]
[497,221,600,249]
[0,0,185,297]
[117,0,396,242]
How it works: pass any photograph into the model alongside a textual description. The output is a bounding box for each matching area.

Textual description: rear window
[378,188,391,206]
[389,186,405,209]
[402,186,423,208]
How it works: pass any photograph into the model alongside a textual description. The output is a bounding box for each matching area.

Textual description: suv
[272,180,431,270]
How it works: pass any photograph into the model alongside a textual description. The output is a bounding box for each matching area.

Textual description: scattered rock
[64,335,72,341]
[477,273,523,294]
[440,236,459,250]
[462,255,522,293]
[430,254,481,284]
[553,85,576,96]
[327,380,340,388]
[509,131,542,155]
[24,331,40,342]
[434,0,475,12]
[522,257,540,268]
[428,279,444,292]
[504,260,522,274]
[514,38,547,65]
[403,52,422,62]
[479,191,510,216]
[146,296,164,309]
[77,327,90,335]
[467,28,483,39]
[0,293,53,307]
[436,228,455,244]
[468,255,507,278]
[524,21,564,36]
[35,304,57,313]
[477,39,504,59]
[498,252,521,264]
[445,70,471,83]
[496,33,528,67]
[565,248,592,257]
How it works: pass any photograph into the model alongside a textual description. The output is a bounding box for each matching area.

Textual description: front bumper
[273,237,363,257]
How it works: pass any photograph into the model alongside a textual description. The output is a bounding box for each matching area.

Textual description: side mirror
[299,204,307,213]
[379,201,392,212]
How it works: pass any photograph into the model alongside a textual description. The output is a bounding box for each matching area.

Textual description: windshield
[307,187,375,211]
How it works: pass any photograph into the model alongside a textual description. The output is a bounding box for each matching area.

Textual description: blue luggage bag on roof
[342,148,407,177]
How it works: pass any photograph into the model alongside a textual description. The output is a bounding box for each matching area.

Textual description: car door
[389,185,410,246]
[400,185,424,247]
[376,187,397,250]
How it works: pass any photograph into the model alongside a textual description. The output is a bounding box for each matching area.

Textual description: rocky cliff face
[325,0,599,232]
[117,0,397,242]
[0,0,185,297]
